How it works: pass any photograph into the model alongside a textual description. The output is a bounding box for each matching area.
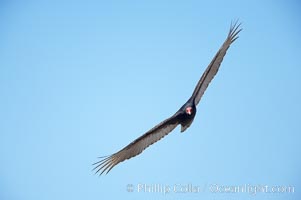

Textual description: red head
[185,106,193,115]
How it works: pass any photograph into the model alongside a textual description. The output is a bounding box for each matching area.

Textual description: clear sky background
[0,1,300,200]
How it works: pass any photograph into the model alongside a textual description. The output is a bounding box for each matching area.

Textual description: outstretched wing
[93,113,180,175]
[191,21,242,106]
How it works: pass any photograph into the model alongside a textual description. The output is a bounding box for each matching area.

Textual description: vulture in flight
[93,21,242,175]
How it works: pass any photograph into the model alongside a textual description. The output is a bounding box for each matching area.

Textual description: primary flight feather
[93,21,242,175]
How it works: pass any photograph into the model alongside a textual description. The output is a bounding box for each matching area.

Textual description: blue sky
[0,1,300,200]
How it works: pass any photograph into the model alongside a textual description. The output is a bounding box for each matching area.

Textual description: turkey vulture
[93,21,242,175]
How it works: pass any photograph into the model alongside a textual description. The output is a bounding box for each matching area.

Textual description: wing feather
[191,21,242,105]
[93,113,180,175]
